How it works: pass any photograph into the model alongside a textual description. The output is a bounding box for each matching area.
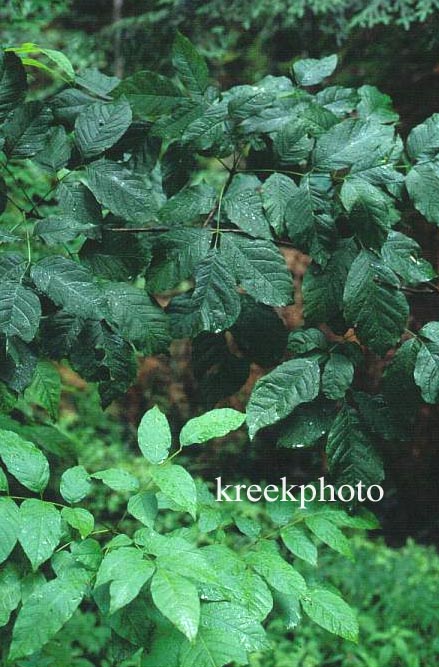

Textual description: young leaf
[150,464,197,519]
[0,564,21,627]
[9,575,88,661]
[246,359,320,439]
[127,492,158,527]
[179,408,246,446]
[0,498,19,564]
[301,587,358,642]
[304,515,352,559]
[95,547,155,614]
[138,406,172,464]
[18,499,62,570]
[60,465,92,504]
[0,430,49,493]
[151,568,200,641]
[61,507,94,539]
[91,468,139,493]
[281,525,318,566]
[245,543,307,596]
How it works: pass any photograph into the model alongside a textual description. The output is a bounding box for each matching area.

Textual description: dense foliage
[2,31,439,665]
[0,405,376,664]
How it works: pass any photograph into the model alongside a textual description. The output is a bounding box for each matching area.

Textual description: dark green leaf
[247,359,320,439]
[343,250,409,355]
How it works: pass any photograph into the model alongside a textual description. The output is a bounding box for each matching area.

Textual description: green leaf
[18,499,62,570]
[341,177,400,249]
[10,43,75,80]
[414,324,439,403]
[221,234,293,307]
[62,507,94,539]
[182,101,229,151]
[277,399,335,449]
[406,161,439,225]
[114,71,183,120]
[3,101,52,158]
[274,120,313,164]
[343,250,409,355]
[304,515,352,559]
[151,568,200,641]
[24,361,61,420]
[0,282,41,342]
[85,160,156,224]
[326,404,384,488]
[357,85,399,123]
[313,119,395,171]
[322,353,354,400]
[80,230,143,280]
[261,172,297,235]
[179,628,247,667]
[150,464,197,519]
[287,328,328,354]
[127,492,158,527]
[285,173,335,265]
[0,467,8,493]
[281,525,318,566]
[200,602,269,652]
[293,55,337,86]
[170,250,240,338]
[91,468,139,493]
[0,253,27,281]
[223,175,272,239]
[172,32,209,97]
[76,68,119,96]
[246,359,320,439]
[147,228,211,293]
[0,498,19,564]
[35,126,71,172]
[0,429,49,493]
[158,183,216,224]
[75,100,132,158]
[381,231,436,285]
[9,574,88,661]
[104,282,170,354]
[138,405,172,464]
[60,465,92,504]
[0,51,27,124]
[95,547,154,614]
[31,256,106,320]
[301,587,358,641]
[245,543,307,596]
[303,239,357,324]
[180,408,246,446]
[0,564,21,627]
[406,113,439,162]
